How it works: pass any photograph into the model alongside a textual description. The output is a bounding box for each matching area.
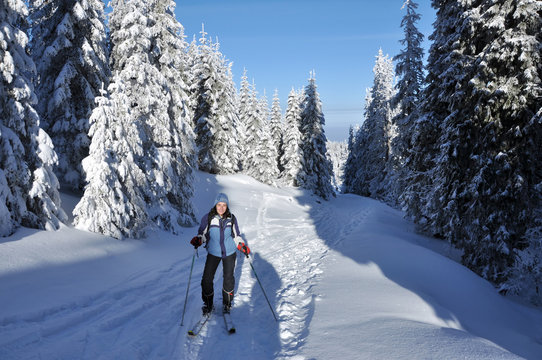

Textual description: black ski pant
[201,252,236,308]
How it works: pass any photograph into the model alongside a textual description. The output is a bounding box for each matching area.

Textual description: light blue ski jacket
[197,213,243,258]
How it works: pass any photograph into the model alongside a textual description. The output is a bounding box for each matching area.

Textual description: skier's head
[214,192,229,207]
[214,193,229,217]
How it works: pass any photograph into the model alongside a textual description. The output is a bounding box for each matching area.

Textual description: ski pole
[181,248,197,326]
[244,251,278,322]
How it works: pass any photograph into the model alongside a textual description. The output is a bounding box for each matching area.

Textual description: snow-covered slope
[1,172,541,359]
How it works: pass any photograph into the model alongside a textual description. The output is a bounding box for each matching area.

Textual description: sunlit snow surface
[1,172,541,359]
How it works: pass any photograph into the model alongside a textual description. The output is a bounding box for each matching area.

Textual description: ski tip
[187,330,196,336]
[228,328,236,334]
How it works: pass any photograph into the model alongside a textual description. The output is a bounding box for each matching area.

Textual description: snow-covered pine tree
[350,50,396,200]
[146,0,197,227]
[245,116,280,185]
[258,90,270,125]
[408,0,542,289]
[0,0,67,236]
[441,0,541,283]
[75,0,196,238]
[237,68,251,171]
[29,0,110,190]
[280,88,304,186]
[509,106,542,303]
[73,84,148,239]
[244,90,280,184]
[298,72,335,199]
[191,26,240,174]
[270,89,284,171]
[342,125,358,193]
[391,0,425,206]
[393,0,424,117]
[153,0,195,157]
[242,80,264,172]
[401,1,461,235]
[327,140,348,192]
[186,34,199,112]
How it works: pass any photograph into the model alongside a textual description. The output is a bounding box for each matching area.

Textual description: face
[216,202,227,216]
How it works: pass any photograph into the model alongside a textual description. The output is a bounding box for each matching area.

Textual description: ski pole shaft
[181,249,197,326]
[247,255,278,322]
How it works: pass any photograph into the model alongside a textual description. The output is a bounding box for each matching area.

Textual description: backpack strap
[204,212,214,249]
[230,214,237,238]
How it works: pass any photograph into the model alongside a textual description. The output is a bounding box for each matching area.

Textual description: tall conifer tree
[29,0,110,190]
[350,50,396,200]
[0,0,66,236]
[280,88,304,186]
[298,72,334,199]
[342,125,358,193]
[237,68,251,171]
[191,26,240,174]
[270,89,284,171]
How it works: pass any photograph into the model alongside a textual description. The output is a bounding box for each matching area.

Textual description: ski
[222,311,236,334]
[187,313,211,337]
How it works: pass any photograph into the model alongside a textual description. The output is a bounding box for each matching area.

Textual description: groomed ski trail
[182,175,340,359]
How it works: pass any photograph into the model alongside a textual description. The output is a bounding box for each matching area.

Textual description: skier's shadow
[204,250,280,358]
[238,251,281,358]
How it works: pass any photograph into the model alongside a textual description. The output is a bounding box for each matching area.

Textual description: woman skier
[190,193,250,315]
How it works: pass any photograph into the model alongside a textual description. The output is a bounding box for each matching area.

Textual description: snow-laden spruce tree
[391,0,425,206]
[0,0,67,236]
[401,1,460,235]
[407,0,542,290]
[327,140,348,192]
[245,92,280,185]
[342,125,358,193]
[280,88,304,186]
[237,68,251,171]
[242,81,265,171]
[29,0,110,190]
[440,0,542,285]
[245,117,280,185]
[139,0,196,228]
[270,89,284,171]
[259,90,270,125]
[393,0,424,118]
[152,0,196,169]
[298,72,335,199]
[349,50,396,200]
[74,0,196,238]
[191,26,241,174]
[509,106,542,304]
[73,84,148,239]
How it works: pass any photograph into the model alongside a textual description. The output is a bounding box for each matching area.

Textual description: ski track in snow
[181,187,336,359]
[0,256,193,360]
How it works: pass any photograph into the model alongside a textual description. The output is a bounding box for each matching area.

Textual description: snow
[1,171,542,359]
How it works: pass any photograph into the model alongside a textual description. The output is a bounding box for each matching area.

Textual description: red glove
[237,243,250,257]
[190,236,202,249]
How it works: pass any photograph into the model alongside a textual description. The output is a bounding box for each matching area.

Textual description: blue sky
[175,1,436,141]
